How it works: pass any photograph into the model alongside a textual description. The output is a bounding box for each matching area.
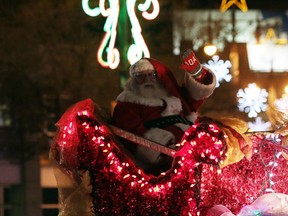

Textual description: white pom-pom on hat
[129,58,155,77]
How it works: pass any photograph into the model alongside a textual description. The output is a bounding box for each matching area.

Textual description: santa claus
[112,49,216,174]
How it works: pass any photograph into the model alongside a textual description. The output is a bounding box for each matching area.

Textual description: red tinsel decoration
[51,99,288,216]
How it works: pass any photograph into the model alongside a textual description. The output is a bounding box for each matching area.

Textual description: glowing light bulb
[204,44,217,56]
[285,86,288,95]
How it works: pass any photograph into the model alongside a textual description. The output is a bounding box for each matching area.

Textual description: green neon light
[82,0,101,16]
[82,0,159,69]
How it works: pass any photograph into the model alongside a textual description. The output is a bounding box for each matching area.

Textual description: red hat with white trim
[144,57,192,114]
[129,58,154,77]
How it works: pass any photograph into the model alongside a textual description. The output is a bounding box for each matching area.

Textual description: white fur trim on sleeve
[161,96,182,117]
[184,66,216,100]
[143,128,175,146]
[174,123,191,132]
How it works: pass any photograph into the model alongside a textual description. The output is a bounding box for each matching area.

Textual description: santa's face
[133,70,157,84]
[132,70,167,98]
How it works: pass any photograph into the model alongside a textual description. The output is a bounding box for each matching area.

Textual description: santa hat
[128,57,214,115]
[129,58,155,77]
[143,57,193,114]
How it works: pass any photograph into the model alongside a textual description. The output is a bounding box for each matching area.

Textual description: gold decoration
[220,0,248,12]
[199,116,252,168]
[229,43,240,81]
[217,117,252,168]
[265,28,277,42]
[267,105,288,160]
[265,28,287,45]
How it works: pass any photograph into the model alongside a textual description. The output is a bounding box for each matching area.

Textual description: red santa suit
[112,56,216,171]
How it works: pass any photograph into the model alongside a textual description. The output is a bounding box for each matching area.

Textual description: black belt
[144,115,192,129]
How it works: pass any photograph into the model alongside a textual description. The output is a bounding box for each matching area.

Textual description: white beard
[117,78,171,107]
[137,82,168,99]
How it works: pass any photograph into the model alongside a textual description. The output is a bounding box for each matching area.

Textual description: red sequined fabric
[51,99,288,216]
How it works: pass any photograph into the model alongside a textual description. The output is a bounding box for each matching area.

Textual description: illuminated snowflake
[204,55,232,88]
[237,83,268,118]
[248,117,272,132]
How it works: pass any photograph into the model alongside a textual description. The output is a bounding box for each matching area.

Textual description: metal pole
[118,0,129,90]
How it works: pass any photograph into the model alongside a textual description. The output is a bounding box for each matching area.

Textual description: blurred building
[172,8,288,120]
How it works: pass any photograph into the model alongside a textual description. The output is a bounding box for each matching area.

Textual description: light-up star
[220,0,248,12]
[237,83,268,118]
[204,55,232,88]
[82,0,160,69]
